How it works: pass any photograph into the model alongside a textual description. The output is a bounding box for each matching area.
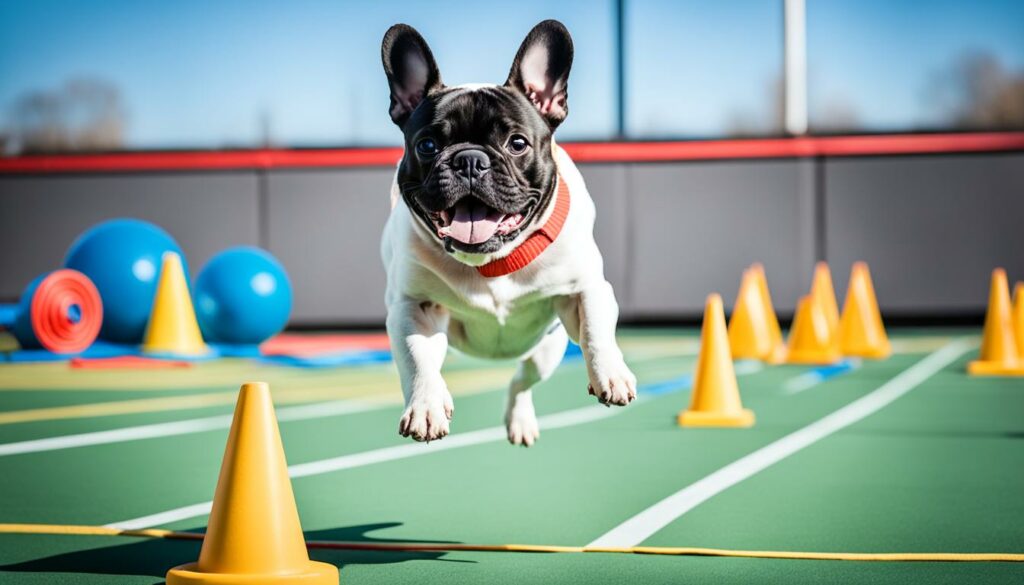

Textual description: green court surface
[1,329,1023,584]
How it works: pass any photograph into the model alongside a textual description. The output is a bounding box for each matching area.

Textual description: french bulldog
[380,19,636,446]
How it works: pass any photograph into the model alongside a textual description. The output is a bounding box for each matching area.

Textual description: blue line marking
[808,359,858,382]
[641,375,693,397]
[785,359,860,393]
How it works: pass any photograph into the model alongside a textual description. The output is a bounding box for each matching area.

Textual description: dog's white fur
[381,89,636,446]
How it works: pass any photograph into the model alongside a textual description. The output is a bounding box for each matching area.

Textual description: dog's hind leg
[505,322,569,447]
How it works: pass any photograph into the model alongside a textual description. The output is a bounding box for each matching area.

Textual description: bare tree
[6,78,126,154]
[812,95,862,134]
[725,73,785,137]
[927,51,1024,130]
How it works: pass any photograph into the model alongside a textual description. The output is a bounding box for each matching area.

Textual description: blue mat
[0,341,136,363]
[257,349,393,368]
[1,338,583,366]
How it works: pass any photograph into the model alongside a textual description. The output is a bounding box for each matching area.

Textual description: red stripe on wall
[0,147,406,173]
[1,133,1022,174]
[561,133,1024,162]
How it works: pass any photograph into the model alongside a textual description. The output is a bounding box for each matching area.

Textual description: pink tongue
[447,201,502,244]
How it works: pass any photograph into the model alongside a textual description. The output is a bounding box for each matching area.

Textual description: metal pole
[784,0,808,135]
[616,0,626,139]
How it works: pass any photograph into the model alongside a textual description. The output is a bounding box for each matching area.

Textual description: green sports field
[1,329,1023,584]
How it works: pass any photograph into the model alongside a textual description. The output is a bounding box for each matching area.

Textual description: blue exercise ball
[64,218,186,343]
[10,274,47,348]
[194,246,292,345]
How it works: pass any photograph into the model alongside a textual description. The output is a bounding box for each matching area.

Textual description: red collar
[477,175,571,278]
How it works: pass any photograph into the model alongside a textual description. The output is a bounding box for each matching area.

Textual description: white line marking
[783,374,821,394]
[107,502,215,531]
[587,338,973,548]
[0,354,681,458]
[105,404,622,530]
[101,356,770,532]
[733,361,765,377]
[0,399,381,457]
[103,361,771,531]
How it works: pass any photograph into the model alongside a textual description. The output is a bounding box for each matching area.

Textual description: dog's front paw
[398,386,454,442]
[505,396,540,447]
[587,354,637,406]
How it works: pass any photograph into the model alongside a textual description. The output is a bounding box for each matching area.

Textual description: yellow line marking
[0,393,242,424]
[0,336,948,393]
[0,523,185,540]
[617,336,955,364]
[0,359,397,391]
[0,352,679,426]
[0,365,520,425]
[1,524,1020,562]
[0,354,686,425]
[0,335,931,425]
[889,336,971,354]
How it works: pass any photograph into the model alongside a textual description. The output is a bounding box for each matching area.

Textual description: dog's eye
[506,135,529,155]
[416,138,439,157]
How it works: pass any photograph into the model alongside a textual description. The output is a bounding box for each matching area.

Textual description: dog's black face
[399,86,556,255]
[382,21,573,255]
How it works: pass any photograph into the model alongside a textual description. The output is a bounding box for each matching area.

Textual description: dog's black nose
[451,149,490,181]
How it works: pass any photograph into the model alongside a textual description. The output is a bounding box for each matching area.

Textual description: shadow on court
[0,522,467,583]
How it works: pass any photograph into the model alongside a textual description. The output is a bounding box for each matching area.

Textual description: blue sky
[0,0,1021,149]
[809,0,1024,130]
[626,0,783,137]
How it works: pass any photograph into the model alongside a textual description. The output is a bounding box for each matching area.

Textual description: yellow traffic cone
[1014,282,1024,360]
[678,294,755,428]
[728,269,772,360]
[811,262,840,338]
[785,295,842,364]
[142,252,209,357]
[166,382,339,585]
[750,263,786,363]
[838,262,891,359]
[968,269,1024,376]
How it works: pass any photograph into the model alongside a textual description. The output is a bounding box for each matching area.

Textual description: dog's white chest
[466,277,531,325]
[440,275,559,359]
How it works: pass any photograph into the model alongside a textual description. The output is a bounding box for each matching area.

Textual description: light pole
[784,0,808,135]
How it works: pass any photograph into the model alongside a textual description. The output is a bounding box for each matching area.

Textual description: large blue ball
[11,274,47,348]
[64,219,186,343]
[194,247,292,345]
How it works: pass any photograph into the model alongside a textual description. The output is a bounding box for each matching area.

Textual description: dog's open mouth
[429,197,531,245]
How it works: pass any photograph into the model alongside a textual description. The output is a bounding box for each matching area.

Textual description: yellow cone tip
[786,295,842,365]
[142,252,209,357]
[1013,282,1024,361]
[838,261,891,359]
[747,262,785,363]
[811,262,840,339]
[240,381,270,394]
[729,270,774,361]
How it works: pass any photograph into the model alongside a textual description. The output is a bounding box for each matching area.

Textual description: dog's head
[382,20,573,258]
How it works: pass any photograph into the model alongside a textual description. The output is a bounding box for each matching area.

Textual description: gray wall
[825,153,1024,314]
[624,159,815,316]
[2,151,1021,324]
[0,172,260,294]
[265,169,393,325]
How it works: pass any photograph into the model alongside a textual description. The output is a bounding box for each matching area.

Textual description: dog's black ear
[382,24,443,128]
[505,20,573,129]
